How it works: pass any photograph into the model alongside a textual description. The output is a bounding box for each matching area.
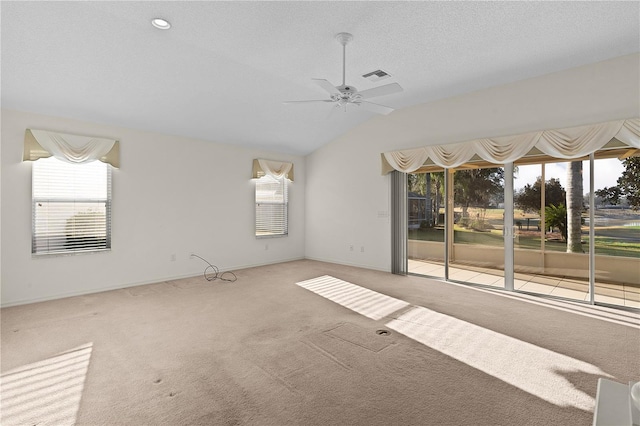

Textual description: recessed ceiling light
[151,18,171,30]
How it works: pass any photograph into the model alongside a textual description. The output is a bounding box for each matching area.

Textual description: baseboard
[0,256,306,308]
[303,256,391,273]
[0,271,200,308]
[219,256,305,274]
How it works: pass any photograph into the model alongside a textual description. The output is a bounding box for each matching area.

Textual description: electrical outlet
[360,246,365,253]
[170,253,176,262]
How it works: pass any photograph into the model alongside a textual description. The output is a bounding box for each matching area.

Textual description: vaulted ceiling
[2,1,639,155]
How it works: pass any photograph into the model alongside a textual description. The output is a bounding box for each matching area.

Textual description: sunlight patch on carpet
[298,276,612,412]
[386,306,610,411]
[0,343,93,426]
[296,275,409,320]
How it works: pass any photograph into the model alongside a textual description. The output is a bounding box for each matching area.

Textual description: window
[32,157,112,255]
[255,175,288,237]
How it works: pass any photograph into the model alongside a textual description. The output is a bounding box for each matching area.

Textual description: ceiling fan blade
[283,99,334,104]
[312,78,341,95]
[359,101,395,115]
[358,82,403,100]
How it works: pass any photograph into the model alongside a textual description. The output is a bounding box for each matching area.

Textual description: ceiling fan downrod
[335,32,353,87]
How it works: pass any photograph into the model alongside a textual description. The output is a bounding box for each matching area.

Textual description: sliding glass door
[407,172,445,278]
[513,163,545,289]
[592,157,639,308]
[449,167,505,287]
[403,153,639,309]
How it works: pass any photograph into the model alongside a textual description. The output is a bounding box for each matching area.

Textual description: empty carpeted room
[1,2,640,426]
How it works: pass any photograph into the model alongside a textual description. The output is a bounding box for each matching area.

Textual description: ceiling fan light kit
[284,32,403,115]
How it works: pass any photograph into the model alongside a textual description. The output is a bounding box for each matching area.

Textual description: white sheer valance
[382,118,640,173]
[23,129,120,168]
[475,132,540,164]
[383,148,429,173]
[424,142,476,169]
[536,121,624,160]
[252,159,294,181]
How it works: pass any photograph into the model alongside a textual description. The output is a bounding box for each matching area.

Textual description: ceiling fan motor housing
[338,84,357,93]
[333,84,360,102]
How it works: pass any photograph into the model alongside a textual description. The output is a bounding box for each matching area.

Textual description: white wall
[305,53,640,271]
[2,54,638,306]
[1,109,305,306]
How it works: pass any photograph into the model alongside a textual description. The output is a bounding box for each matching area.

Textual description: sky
[514,158,625,193]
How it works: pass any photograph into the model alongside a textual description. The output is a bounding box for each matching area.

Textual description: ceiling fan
[284,32,403,115]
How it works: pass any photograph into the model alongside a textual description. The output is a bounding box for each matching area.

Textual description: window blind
[32,157,111,255]
[255,175,288,237]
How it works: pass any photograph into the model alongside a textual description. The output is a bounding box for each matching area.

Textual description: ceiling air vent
[362,70,391,82]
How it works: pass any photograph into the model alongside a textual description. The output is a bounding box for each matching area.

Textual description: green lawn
[409,226,640,258]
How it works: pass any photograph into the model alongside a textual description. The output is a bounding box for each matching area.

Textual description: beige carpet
[1,259,639,425]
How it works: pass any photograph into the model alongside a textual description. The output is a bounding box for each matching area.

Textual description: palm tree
[545,204,567,240]
[566,161,583,253]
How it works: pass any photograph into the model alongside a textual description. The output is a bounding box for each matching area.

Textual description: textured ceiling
[2,1,639,155]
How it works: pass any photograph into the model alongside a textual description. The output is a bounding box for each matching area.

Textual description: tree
[407,173,426,196]
[618,157,640,210]
[453,168,504,230]
[431,172,444,225]
[408,172,445,226]
[594,186,622,207]
[425,173,432,225]
[545,204,567,240]
[566,161,584,253]
[454,168,504,225]
[514,177,566,212]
